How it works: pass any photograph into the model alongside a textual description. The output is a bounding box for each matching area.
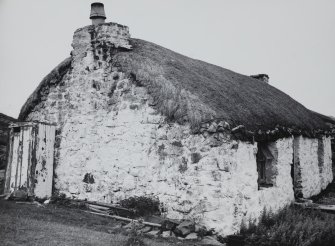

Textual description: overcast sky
[0,0,334,118]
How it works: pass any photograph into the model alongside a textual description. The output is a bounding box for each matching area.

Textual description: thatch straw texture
[19,39,331,139]
[114,39,329,134]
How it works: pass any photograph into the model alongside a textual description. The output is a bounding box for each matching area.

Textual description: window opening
[256,142,274,188]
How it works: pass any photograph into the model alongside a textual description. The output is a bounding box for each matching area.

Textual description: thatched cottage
[8,5,334,235]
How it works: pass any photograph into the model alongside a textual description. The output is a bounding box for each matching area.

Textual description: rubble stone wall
[318,136,333,189]
[293,136,333,198]
[26,80,296,235]
[24,23,329,235]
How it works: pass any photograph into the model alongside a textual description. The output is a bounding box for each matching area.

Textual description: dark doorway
[256,142,275,189]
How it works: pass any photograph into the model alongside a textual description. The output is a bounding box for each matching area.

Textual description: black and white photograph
[0,1,334,245]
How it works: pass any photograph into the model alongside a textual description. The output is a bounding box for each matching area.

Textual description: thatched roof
[113,39,330,139]
[311,111,335,129]
[19,38,331,140]
[19,57,72,120]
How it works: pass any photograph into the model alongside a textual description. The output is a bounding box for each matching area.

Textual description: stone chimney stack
[90,2,106,26]
[250,74,269,83]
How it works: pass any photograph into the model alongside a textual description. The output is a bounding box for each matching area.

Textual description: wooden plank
[15,129,24,191]
[85,211,162,227]
[34,124,47,198]
[87,204,110,211]
[295,202,335,214]
[61,198,135,213]
[314,204,335,213]
[9,122,56,128]
[44,125,55,196]
[28,124,38,196]
[4,129,14,193]
[34,124,55,198]
[4,122,56,197]
[9,130,21,192]
[86,200,135,212]
[26,125,35,196]
[18,126,31,189]
[88,206,110,214]
[9,122,37,128]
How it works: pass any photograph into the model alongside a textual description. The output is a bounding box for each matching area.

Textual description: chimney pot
[90,2,106,25]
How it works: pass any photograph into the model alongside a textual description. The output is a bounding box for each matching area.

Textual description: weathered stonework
[23,22,332,236]
[293,136,333,198]
[318,136,333,189]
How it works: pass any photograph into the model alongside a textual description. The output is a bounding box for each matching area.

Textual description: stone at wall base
[146,230,160,237]
[174,220,195,236]
[139,226,152,233]
[199,236,225,246]
[185,232,198,240]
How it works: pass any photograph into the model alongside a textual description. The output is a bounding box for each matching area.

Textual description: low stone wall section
[293,136,333,198]
[318,136,333,190]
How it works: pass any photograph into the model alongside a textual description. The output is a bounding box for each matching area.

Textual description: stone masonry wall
[293,136,333,198]
[258,138,295,210]
[318,136,333,189]
[25,23,298,235]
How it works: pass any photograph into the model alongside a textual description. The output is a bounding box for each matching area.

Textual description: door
[4,122,56,198]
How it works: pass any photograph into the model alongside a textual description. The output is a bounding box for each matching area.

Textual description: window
[256,142,274,188]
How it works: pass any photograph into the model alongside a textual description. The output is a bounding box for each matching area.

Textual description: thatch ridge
[113,38,329,137]
[19,57,72,120]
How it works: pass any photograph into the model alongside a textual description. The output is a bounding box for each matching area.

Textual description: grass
[0,199,195,246]
[230,205,335,246]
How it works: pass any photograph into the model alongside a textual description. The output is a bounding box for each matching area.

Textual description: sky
[0,0,334,118]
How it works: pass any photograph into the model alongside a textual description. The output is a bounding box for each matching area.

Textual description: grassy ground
[226,181,335,246]
[2,180,335,246]
[0,199,195,246]
[229,205,335,246]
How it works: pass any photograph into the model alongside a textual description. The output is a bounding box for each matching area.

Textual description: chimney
[90,2,106,26]
[250,74,269,83]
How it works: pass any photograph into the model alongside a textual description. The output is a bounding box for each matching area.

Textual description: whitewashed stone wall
[293,136,333,198]
[318,136,333,190]
[23,22,331,235]
[258,138,295,211]
[293,136,320,198]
